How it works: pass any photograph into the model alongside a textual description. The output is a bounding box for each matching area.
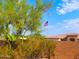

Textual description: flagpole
[47,24,48,36]
[44,21,48,36]
[46,26,47,36]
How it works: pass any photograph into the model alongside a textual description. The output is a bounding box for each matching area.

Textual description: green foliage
[6,34,17,41]
[0,0,54,59]
[0,0,51,40]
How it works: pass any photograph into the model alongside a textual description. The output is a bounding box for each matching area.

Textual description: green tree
[0,0,54,59]
[0,0,51,37]
[0,0,51,48]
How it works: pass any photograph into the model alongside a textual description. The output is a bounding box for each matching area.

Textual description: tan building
[46,33,79,42]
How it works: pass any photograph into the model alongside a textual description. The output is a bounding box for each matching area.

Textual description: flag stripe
[44,21,48,26]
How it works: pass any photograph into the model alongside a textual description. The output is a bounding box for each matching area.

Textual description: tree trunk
[48,49,50,59]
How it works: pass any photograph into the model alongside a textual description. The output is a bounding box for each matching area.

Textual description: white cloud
[56,0,79,15]
[46,18,79,35]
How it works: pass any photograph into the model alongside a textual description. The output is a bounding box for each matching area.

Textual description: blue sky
[1,0,79,36]
[41,0,79,35]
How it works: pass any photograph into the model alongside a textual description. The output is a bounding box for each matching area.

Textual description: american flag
[44,21,48,26]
